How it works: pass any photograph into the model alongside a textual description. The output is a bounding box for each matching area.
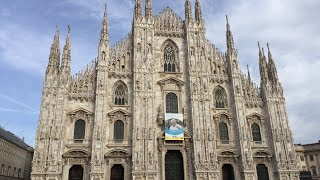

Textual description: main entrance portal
[68,165,83,180]
[165,150,184,180]
[111,164,124,180]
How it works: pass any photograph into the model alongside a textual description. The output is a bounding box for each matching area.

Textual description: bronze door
[165,150,184,180]
[68,165,83,180]
[111,164,124,180]
[222,164,235,180]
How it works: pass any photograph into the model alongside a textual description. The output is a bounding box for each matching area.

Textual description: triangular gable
[68,108,93,115]
[157,76,185,86]
[107,109,130,116]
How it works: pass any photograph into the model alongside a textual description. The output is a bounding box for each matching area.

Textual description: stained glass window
[164,44,176,72]
[214,87,227,108]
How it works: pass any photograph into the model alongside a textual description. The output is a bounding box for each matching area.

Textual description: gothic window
[256,164,269,180]
[164,44,176,72]
[114,81,128,106]
[214,87,227,108]
[7,166,11,176]
[74,119,85,142]
[114,120,124,140]
[166,93,178,113]
[219,122,229,143]
[252,123,262,141]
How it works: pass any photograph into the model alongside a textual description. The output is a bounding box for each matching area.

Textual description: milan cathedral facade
[31,0,300,179]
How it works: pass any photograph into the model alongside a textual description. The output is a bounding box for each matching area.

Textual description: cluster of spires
[258,42,279,85]
[47,0,280,90]
[46,25,72,79]
[134,0,203,24]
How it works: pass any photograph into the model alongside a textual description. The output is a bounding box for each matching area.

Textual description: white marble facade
[31,0,300,179]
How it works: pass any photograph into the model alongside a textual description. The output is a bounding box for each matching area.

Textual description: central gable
[154,7,184,37]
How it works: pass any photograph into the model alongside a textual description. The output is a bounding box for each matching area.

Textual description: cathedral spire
[185,0,193,24]
[134,0,142,20]
[100,2,109,45]
[60,26,71,77]
[258,42,268,83]
[247,64,251,83]
[145,0,152,19]
[46,26,60,75]
[267,43,278,83]
[195,0,203,24]
[226,15,234,52]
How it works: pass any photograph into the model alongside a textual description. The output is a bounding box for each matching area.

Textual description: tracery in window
[214,86,227,108]
[114,120,124,140]
[166,93,178,113]
[164,44,176,72]
[74,119,85,142]
[114,81,128,106]
[252,123,262,141]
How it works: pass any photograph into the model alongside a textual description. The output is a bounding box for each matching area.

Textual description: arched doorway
[256,164,269,180]
[165,150,184,180]
[68,165,83,180]
[111,164,124,180]
[222,164,235,180]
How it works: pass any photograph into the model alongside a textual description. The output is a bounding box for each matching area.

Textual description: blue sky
[0,0,319,146]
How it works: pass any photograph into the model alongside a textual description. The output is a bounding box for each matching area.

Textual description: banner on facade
[165,113,184,140]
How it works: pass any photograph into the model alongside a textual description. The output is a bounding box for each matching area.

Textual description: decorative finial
[67,25,71,34]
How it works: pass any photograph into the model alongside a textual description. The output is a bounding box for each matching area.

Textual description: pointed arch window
[219,122,229,143]
[256,164,269,180]
[114,81,128,106]
[74,119,85,142]
[214,87,227,108]
[114,120,124,140]
[252,123,262,141]
[166,93,178,113]
[164,44,176,72]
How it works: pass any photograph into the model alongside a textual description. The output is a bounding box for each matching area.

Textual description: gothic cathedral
[31,0,300,180]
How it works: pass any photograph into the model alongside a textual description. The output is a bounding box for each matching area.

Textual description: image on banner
[165,113,184,140]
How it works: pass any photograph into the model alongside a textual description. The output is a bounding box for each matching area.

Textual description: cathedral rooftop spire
[195,0,203,24]
[134,0,142,20]
[267,43,278,83]
[47,26,61,75]
[100,2,109,45]
[145,0,152,19]
[247,64,251,83]
[226,15,234,52]
[60,26,71,75]
[185,0,192,24]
